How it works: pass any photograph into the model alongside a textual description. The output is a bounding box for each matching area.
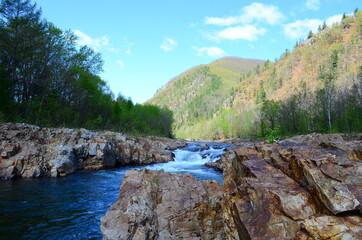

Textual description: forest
[172,10,362,140]
[248,10,362,140]
[0,0,173,137]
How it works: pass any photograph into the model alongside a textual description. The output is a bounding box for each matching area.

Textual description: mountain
[147,57,265,137]
[149,10,362,140]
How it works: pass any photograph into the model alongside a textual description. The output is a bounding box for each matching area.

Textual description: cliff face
[101,133,362,239]
[0,123,186,179]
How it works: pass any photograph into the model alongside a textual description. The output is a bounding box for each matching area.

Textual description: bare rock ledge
[0,123,186,179]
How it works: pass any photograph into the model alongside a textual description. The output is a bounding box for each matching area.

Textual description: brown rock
[302,215,362,239]
[224,159,317,239]
[221,134,362,239]
[100,169,227,240]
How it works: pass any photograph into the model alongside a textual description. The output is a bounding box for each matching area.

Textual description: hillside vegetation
[0,0,173,137]
[149,10,362,140]
[147,57,265,137]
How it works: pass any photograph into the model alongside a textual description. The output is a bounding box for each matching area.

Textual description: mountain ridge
[147,57,265,135]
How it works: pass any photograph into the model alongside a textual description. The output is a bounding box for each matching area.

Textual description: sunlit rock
[0,123,186,179]
[100,169,227,240]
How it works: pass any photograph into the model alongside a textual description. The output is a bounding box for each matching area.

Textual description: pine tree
[322,21,327,30]
[307,30,314,39]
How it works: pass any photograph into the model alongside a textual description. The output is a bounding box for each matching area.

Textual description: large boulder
[101,169,227,240]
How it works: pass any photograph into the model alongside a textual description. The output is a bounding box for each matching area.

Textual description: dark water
[0,143,228,240]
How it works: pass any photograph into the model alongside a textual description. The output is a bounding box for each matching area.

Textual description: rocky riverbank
[101,133,362,239]
[0,123,186,179]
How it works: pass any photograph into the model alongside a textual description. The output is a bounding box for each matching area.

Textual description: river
[0,142,230,240]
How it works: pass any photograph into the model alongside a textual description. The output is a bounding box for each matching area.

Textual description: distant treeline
[0,0,173,137]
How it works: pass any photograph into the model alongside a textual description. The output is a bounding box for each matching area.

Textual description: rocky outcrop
[101,169,225,239]
[0,123,186,179]
[221,133,362,239]
[102,133,362,239]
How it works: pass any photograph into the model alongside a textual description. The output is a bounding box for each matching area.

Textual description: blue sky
[35,0,359,103]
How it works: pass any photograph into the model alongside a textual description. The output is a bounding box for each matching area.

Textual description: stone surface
[0,123,186,179]
[221,133,362,239]
[102,133,362,239]
[100,169,226,240]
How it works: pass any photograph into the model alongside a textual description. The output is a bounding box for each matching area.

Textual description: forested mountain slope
[149,10,362,140]
[147,57,265,137]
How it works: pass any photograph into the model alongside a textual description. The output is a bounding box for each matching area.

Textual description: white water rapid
[145,142,231,184]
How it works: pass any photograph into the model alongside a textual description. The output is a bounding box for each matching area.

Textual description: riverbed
[0,142,229,240]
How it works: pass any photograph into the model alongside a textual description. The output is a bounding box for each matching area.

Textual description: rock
[301,215,362,239]
[222,158,317,239]
[102,133,362,239]
[46,144,77,177]
[0,123,186,179]
[204,159,223,171]
[221,133,362,239]
[116,136,185,166]
[101,169,227,240]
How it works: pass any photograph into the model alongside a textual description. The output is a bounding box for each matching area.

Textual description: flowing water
[0,142,230,240]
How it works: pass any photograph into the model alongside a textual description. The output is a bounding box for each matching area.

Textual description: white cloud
[116,60,125,69]
[243,2,285,25]
[283,19,322,39]
[305,0,320,11]
[326,14,343,26]
[160,37,178,52]
[283,13,345,39]
[205,2,285,26]
[216,25,266,41]
[193,47,225,58]
[73,30,109,51]
[205,16,240,26]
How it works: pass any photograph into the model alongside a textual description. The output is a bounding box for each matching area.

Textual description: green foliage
[0,0,173,137]
[308,30,314,39]
[255,80,267,104]
[266,126,281,143]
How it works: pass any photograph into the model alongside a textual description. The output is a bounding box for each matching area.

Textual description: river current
[0,142,230,240]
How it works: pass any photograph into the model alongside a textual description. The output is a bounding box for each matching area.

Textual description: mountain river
[0,142,231,240]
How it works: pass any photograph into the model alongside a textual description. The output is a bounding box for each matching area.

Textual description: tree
[0,0,43,111]
[307,30,314,39]
[322,21,327,30]
[260,100,280,137]
[318,65,335,132]
[255,80,266,104]
[342,12,346,20]
[0,0,174,137]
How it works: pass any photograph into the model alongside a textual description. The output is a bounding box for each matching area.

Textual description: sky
[35,0,359,104]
